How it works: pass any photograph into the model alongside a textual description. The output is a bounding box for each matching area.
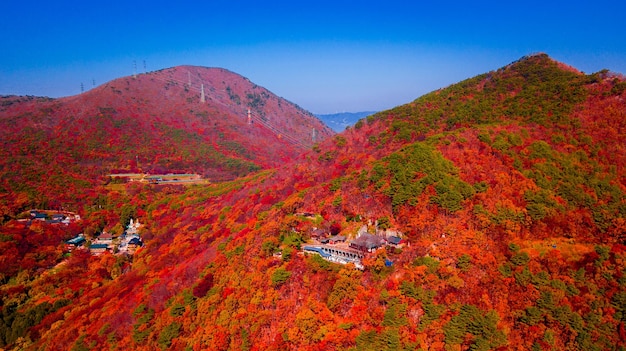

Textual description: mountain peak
[503,52,583,75]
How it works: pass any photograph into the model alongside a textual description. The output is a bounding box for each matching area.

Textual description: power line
[247,109,312,149]
[147,72,314,149]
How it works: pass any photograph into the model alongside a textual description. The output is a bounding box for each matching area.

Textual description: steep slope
[2,54,626,351]
[322,54,625,240]
[0,66,333,216]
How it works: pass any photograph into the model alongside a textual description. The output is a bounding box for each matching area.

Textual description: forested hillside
[1,54,624,351]
[0,66,333,219]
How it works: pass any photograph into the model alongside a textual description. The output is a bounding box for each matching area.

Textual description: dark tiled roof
[311,228,326,237]
[387,236,402,245]
[128,238,143,245]
[351,233,385,249]
[66,236,86,245]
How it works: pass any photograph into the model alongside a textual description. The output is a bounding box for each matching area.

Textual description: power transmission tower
[247,109,252,124]
[133,60,137,78]
[80,83,84,93]
[143,60,146,72]
[312,128,317,143]
[200,84,206,103]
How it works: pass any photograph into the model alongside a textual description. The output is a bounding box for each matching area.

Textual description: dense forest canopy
[0,54,624,350]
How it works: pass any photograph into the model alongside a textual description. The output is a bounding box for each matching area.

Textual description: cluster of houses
[21,210,81,225]
[305,224,405,270]
[311,225,405,251]
[65,218,144,256]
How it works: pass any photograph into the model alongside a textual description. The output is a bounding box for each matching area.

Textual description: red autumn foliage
[0,54,624,351]
[193,273,214,298]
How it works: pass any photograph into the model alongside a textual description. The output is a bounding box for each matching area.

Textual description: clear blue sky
[1,1,625,114]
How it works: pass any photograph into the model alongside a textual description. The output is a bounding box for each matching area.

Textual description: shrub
[271,267,291,287]
[457,254,472,272]
[157,322,181,350]
[511,252,530,266]
[414,256,440,274]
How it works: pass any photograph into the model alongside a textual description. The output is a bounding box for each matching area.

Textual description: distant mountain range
[315,111,377,132]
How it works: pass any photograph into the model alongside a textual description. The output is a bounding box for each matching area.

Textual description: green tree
[444,305,506,350]
[271,267,291,287]
[378,216,391,230]
[382,299,408,327]
[457,254,472,272]
[511,251,530,266]
[371,142,475,212]
[71,335,90,351]
[157,322,180,350]
[261,238,279,256]
[327,268,362,310]
[414,256,440,274]
[119,204,137,229]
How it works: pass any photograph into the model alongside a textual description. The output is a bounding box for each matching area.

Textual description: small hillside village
[302,220,405,270]
[18,210,141,256]
[29,205,396,267]
[27,207,396,267]
[20,209,81,225]
[65,218,144,256]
